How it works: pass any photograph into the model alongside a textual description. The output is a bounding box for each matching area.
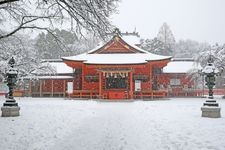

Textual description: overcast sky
[111,0,225,44]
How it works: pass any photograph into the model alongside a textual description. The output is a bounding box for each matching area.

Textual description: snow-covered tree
[175,39,210,58]
[196,43,225,88]
[197,44,224,70]
[0,0,119,80]
[157,22,176,56]
[69,37,100,55]
[0,0,119,40]
[140,38,165,54]
[0,34,52,79]
[35,29,100,59]
[35,29,75,59]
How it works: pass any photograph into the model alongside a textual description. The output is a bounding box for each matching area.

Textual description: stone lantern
[201,56,221,118]
[1,57,20,117]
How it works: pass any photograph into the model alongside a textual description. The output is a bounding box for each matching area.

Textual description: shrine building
[62,31,172,99]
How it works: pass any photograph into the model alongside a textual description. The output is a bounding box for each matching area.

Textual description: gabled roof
[62,33,172,65]
[89,35,144,54]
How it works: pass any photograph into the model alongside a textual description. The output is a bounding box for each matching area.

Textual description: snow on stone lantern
[201,56,221,118]
[1,57,20,117]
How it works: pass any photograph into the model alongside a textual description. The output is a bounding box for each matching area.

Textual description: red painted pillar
[40,80,42,97]
[149,64,152,91]
[29,80,32,97]
[63,80,66,97]
[99,72,102,99]
[51,79,54,97]
[81,64,85,90]
[129,71,133,99]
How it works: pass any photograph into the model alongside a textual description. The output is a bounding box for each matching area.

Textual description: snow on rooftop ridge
[41,59,63,63]
[171,58,195,61]
[62,47,172,64]
[126,40,172,59]
[120,34,171,59]
[36,60,74,74]
[49,62,74,74]
[37,76,74,79]
[163,59,201,73]
[63,52,171,65]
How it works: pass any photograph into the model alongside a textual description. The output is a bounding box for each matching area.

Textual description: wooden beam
[129,71,133,99]
[86,64,147,69]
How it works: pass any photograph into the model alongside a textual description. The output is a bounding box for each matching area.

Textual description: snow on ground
[0,96,225,150]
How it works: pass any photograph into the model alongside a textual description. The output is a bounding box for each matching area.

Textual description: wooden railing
[133,90,167,99]
[70,90,99,99]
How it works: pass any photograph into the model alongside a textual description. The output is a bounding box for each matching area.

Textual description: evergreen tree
[157,22,176,56]
[35,29,99,59]
[140,38,165,54]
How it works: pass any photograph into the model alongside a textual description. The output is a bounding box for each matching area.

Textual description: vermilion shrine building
[62,32,172,99]
[4,32,208,98]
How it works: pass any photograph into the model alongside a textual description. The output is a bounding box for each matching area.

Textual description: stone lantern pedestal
[1,97,20,117]
[1,106,20,117]
[201,99,221,118]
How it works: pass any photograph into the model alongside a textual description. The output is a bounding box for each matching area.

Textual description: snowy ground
[0,96,225,150]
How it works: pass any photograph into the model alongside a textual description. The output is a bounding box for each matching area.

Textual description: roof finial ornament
[208,54,214,63]
[8,57,15,68]
[113,28,121,36]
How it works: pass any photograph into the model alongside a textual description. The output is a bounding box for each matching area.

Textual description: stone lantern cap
[202,62,219,74]
[7,68,18,75]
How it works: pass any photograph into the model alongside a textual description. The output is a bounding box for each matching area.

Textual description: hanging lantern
[115,73,117,78]
[106,72,109,78]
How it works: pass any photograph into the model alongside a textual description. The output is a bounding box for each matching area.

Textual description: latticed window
[84,75,99,82]
[170,78,181,85]
[153,68,162,74]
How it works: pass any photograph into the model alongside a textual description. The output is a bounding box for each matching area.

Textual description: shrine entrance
[100,69,131,99]
[106,77,128,89]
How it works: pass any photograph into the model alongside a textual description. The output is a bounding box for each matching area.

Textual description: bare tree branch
[0,0,118,40]
[0,0,18,5]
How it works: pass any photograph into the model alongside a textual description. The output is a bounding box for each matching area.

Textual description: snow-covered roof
[62,35,171,65]
[163,59,201,73]
[38,76,74,79]
[32,60,74,75]
[63,53,171,65]
[46,62,73,74]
